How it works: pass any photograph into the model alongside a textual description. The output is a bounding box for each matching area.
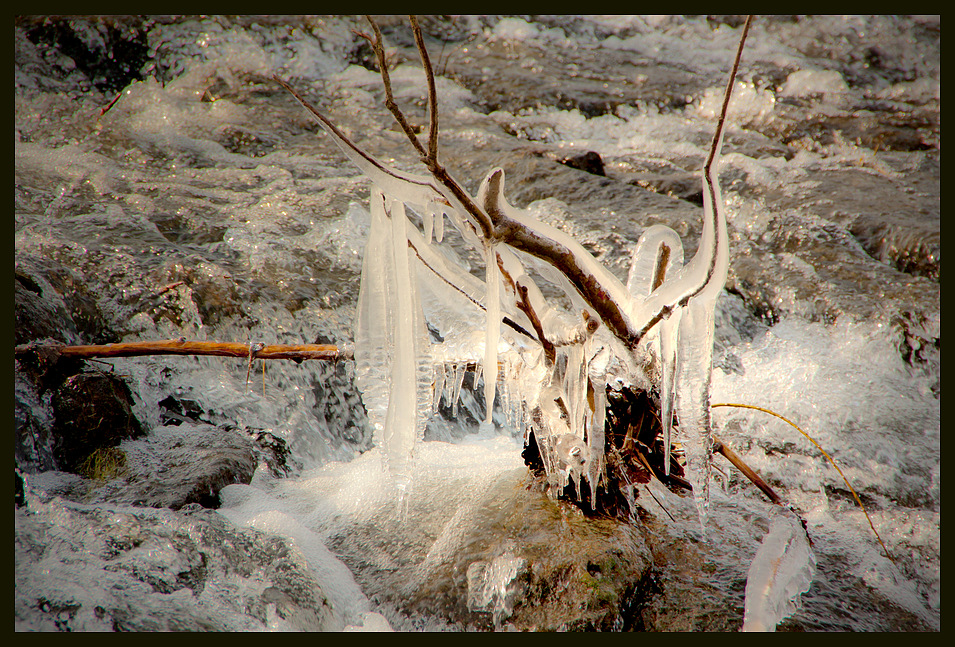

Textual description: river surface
[15,15,939,631]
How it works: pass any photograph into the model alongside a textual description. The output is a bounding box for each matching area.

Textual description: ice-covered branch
[276,15,760,516]
[630,15,752,343]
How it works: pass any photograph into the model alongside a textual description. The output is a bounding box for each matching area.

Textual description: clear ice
[310,59,731,522]
[742,512,816,632]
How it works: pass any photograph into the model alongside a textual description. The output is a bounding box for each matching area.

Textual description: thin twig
[705,15,753,175]
[712,402,895,564]
[409,237,535,341]
[711,435,782,505]
[515,284,556,366]
[363,15,428,159]
[15,339,348,362]
[409,15,439,165]
[633,15,754,347]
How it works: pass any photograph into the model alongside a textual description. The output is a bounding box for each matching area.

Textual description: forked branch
[357,16,428,160]
[282,16,753,353]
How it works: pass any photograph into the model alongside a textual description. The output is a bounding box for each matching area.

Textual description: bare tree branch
[409,15,439,165]
[632,15,753,345]
[362,15,428,160]
[276,17,753,354]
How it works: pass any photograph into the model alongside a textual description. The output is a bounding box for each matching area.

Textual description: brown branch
[516,284,556,366]
[705,14,753,176]
[409,238,535,341]
[363,15,428,160]
[362,16,495,240]
[651,243,671,292]
[278,17,753,355]
[712,435,782,505]
[15,340,348,363]
[409,15,439,165]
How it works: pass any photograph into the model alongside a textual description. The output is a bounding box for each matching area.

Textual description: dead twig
[15,339,348,363]
[712,402,895,564]
[711,435,782,505]
[409,15,439,165]
[361,15,428,160]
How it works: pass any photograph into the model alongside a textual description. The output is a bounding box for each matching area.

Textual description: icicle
[433,362,446,413]
[587,376,606,499]
[743,512,816,632]
[449,362,465,418]
[500,358,512,427]
[483,243,501,425]
[354,190,396,444]
[674,298,718,528]
[556,433,589,500]
[560,342,587,443]
[380,198,425,492]
[428,201,445,243]
[658,310,681,476]
[423,206,434,244]
[628,225,685,477]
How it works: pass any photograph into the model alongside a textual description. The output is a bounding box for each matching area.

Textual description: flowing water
[15,15,939,631]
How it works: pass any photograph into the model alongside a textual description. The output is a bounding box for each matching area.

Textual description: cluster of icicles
[283,19,815,627]
[352,176,719,516]
[346,148,815,635]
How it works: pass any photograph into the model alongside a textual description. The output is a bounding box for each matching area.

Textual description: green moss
[77,446,128,482]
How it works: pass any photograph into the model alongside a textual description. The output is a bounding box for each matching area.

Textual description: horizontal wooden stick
[14,339,350,362]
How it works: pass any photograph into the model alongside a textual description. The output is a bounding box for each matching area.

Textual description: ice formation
[466,552,526,626]
[341,154,728,519]
[742,512,816,631]
[286,19,736,523]
[296,90,727,521]
[353,191,431,493]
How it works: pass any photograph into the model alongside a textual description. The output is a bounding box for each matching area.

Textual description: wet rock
[15,493,340,631]
[51,371,145,474]
[333,468,654,631]
[15,265,81,347]
[250,430,300,479]
[310,357,374,455]
[558,150,606,176]
[159,394,300,478]
[91,423,257,510]
[15,467,26,508]
[19,16,150,94]
[15,370,58,473]
[15,255,123,476]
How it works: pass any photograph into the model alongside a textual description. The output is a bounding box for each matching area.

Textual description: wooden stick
[712,402,895,564]
[712,435,782,505]
[14,339,348,362]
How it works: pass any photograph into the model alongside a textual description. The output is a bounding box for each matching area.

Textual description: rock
[51,371,145,474]
[330,467,654,631]
[90,423,257,510]
[14,368,58,473]
[15,256,117,347]
[159,395,300,479]
[417,472,652,631]
[15,492,340,631]
[19,16,150,94]
[559,150,606,177]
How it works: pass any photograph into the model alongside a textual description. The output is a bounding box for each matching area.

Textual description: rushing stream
[15,15,939,631]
